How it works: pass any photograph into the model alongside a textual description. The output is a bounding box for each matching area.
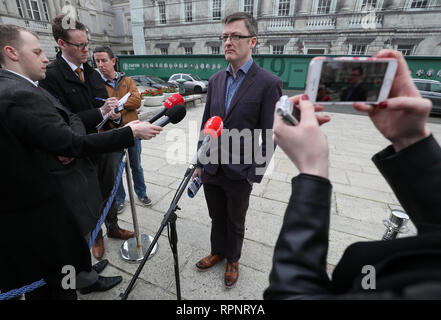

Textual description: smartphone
[305,57,398,104]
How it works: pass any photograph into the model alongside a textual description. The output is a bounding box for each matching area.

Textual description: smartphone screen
[316,61,389,103]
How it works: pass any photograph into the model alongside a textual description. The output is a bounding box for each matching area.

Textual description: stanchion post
[120,164,196,300]
[125,149,141,248]
[120,149,157,263]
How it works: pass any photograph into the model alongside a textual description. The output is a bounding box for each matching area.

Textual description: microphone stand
[120,164,197,300]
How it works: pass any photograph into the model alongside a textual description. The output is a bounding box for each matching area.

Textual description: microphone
[152,104,186,127]
[186,116,224,177]
[147,93,185,123]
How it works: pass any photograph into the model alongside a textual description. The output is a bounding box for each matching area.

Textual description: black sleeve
[39,72,103,129]
[7,88,134,157]
[372,135,441,234]
[264,173,334,299]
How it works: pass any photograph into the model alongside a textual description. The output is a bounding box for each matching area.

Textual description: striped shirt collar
[99,71,119,85]
[226,58,253,77]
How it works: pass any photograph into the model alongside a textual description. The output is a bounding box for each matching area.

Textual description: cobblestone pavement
[80,98,441,300]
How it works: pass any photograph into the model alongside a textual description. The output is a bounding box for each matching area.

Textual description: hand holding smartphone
[305,57,398,104]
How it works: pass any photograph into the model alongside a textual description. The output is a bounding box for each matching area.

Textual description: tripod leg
[169,213,181,300]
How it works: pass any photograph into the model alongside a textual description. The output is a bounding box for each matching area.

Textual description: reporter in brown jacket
[93,46,152,218]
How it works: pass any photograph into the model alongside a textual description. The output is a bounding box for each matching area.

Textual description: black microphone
[147,93,185,123]
[152,105,186,127]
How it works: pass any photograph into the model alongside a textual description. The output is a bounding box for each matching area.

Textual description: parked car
[130,75,178,94]
[168,74,208,93]
[413,78,441,115]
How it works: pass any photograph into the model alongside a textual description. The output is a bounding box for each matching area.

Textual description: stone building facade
[0,0,134,60]
[1,0,440,60]
[140,0,441,57]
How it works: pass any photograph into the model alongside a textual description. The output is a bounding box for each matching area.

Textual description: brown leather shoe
[224,262,239,288]
[195,254,224,272]
[92,238,105,259]
[107,227,135,240]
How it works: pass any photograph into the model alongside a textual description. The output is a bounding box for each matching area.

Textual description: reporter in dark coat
[39,15,134,259]
[0,117,91,300]
[264,51,441,299]
[0,25,162,299]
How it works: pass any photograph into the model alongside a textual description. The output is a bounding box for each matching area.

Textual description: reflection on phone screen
[318,61,388,102]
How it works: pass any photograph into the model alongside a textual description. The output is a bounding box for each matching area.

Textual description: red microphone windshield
[203,116,224,139]
[163,93,185,109]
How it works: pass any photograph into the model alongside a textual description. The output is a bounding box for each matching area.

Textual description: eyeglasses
[64,40,89,50]
[219,34,255,42]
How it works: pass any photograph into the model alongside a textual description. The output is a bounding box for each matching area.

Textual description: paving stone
[72,101,441,301]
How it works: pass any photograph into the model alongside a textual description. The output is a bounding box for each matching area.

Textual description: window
[171,75,181,81]
[351,44,367,55]
[307,48,326,54]
[272,45,284,55]
[361,0,377,10]
[182,75,192,81]
[16,0,24,18]
[430,83,441,93]
[397,44,414,56]
[158,1,166,24]
[405,0,435,9]
[160,48,168,55]
[184,0,193,22]
[42,0,50,21]
[244,0,254,15]
[317,0,331,14]
[278,0,290,16]
[410,0,428,8]
[212,0,222,20]
[414,82,427,91]
[25,0,41,20]
[184,47,193,55]
[211,46,220,54]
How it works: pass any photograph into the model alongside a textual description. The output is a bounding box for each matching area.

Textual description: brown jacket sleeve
[122,77,141,111]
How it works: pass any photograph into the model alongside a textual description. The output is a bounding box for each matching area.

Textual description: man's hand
[100,97,119,115]
[353,50,431,152]
[125,120,163,140]
[107,109,122,121]
[273,94,330,178]
[191,167,202,183]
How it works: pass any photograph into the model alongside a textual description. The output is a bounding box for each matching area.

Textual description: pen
[95,97,106,102]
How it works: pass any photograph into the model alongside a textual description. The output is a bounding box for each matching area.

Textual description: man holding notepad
[93,46,153,215]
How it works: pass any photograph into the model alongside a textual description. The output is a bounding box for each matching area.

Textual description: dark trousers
[202,168,253,263]
[96,153,118,239]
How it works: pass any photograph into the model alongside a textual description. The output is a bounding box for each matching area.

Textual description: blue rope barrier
[0,156,127,300]
[88,155,126,249]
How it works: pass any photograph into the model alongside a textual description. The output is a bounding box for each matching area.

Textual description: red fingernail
[378,101,388,109]
[301,94,309,101]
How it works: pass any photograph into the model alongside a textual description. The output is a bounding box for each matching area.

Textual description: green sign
[118,54,441,90]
